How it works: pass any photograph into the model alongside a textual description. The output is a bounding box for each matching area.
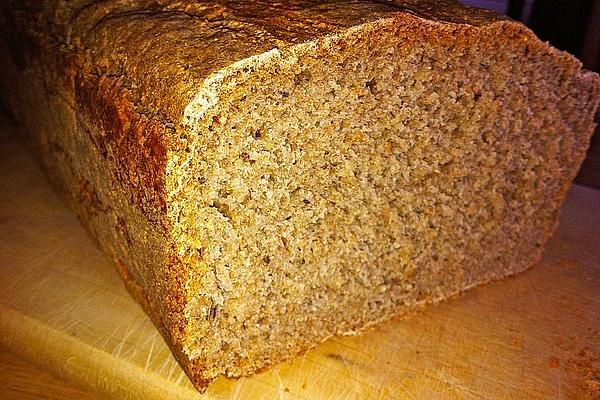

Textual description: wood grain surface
[1,116,599,400]
[0,347,101,400]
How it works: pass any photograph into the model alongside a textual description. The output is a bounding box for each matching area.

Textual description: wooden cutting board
[1,121,599,400]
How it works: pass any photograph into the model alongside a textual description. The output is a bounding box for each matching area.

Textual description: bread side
[2,0,599,392]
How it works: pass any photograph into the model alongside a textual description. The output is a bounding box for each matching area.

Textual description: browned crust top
[8,0,506,123]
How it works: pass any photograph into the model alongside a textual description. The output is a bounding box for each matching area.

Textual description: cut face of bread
[1,0,599,392]
[171,15,599,382]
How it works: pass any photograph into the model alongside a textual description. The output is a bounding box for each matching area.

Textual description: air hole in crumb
[210,202,232,220]
[474,92,482,101]
[294,70,312,86]
[263,255,271,264]
[240,152,255,164]
[209,305,217,320]
[482,131,494,144]
[252,129,263,139]
[365,78,377,94]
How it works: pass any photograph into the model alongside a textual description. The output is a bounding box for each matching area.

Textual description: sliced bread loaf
[1,0,599,391]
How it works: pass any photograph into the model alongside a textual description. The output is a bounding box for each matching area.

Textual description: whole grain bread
[1,0,599,392]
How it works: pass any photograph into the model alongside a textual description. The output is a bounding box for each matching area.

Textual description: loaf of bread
[1,0,599,392]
